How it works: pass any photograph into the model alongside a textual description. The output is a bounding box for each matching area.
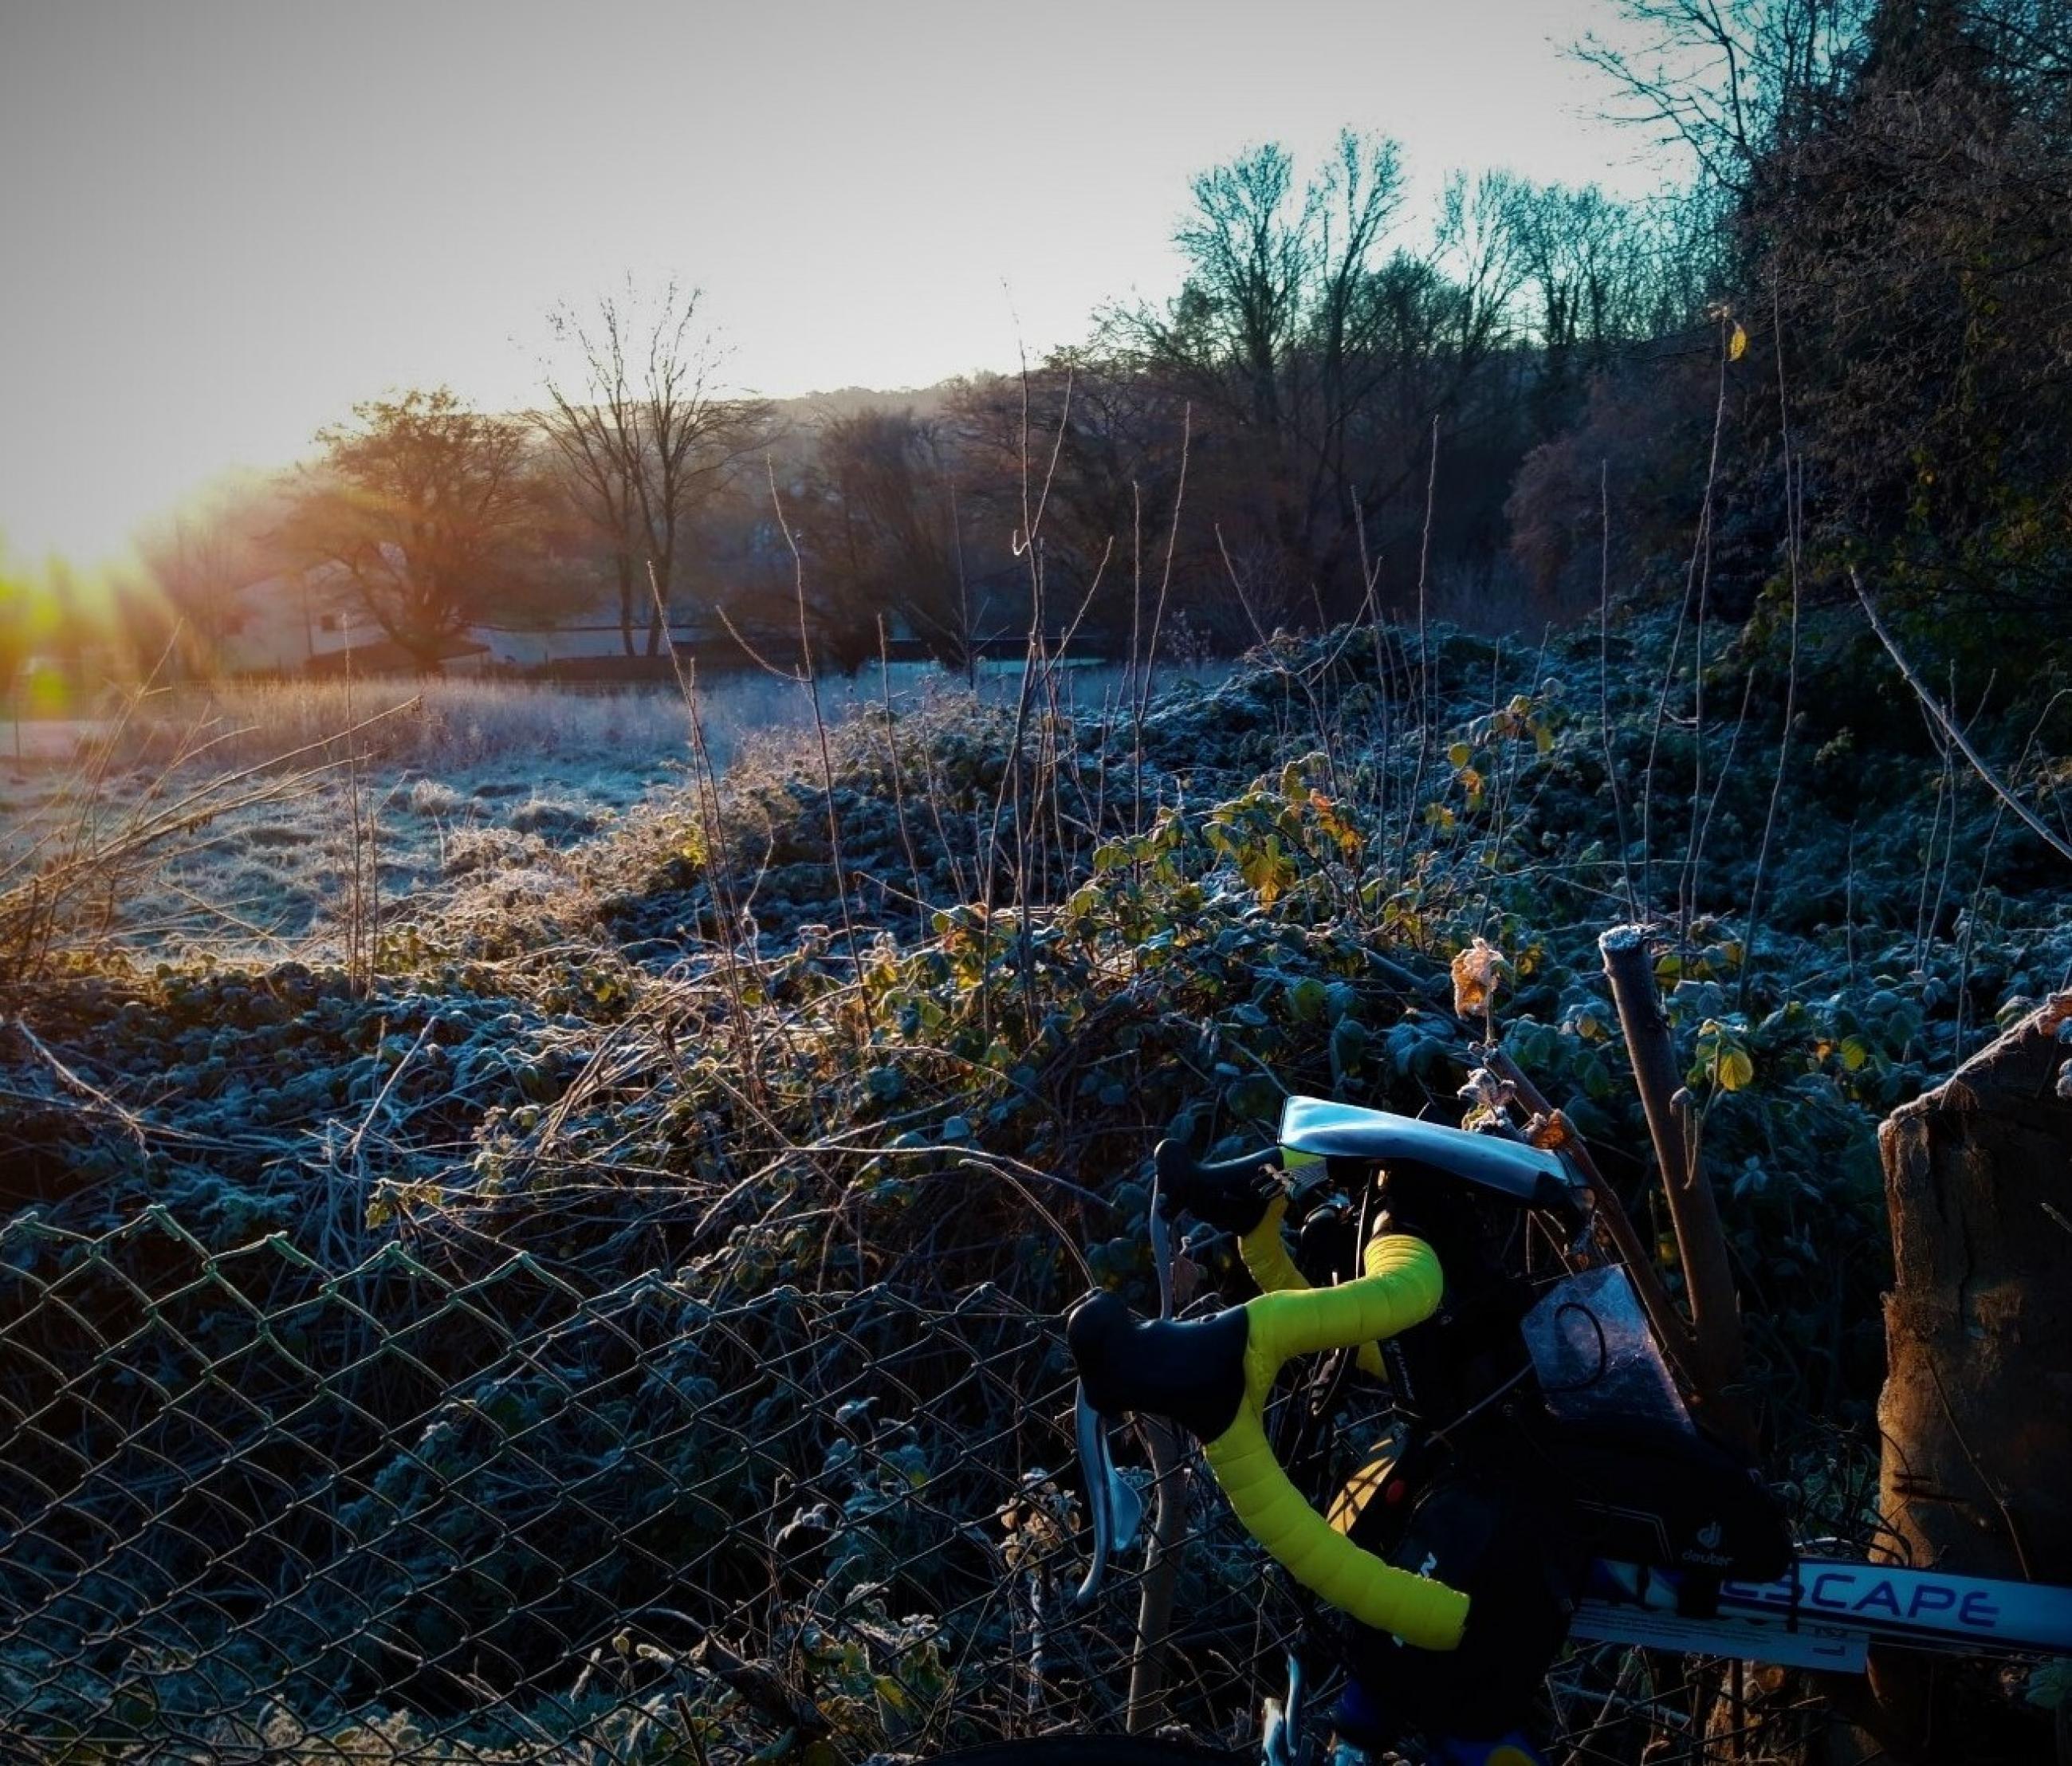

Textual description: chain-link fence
[2,1206,1837,1765]
[0,1206,1299,1764]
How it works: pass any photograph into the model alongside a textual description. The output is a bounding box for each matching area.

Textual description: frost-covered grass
[76,661,1213,777]
[1,678,694,965]
[0,757,665,961]
[112,677,698,771]
[0,660,1223,966]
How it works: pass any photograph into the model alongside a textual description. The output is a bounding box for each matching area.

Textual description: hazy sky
[0,0,1674,568]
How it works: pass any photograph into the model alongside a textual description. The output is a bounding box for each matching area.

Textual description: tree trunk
[1873,989,2072,1756]
[615,554,637,657]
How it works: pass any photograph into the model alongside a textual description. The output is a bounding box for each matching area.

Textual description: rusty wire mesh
[0,1206,1830,1766]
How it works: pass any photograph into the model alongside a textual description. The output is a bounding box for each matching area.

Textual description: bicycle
[938,1094,2072,1766]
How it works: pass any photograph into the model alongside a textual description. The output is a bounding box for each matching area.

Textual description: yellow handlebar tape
[1236,1195,1386,1379]
[1201,1233,1469,1650]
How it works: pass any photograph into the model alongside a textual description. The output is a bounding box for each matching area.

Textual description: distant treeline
[10,0,2065,701]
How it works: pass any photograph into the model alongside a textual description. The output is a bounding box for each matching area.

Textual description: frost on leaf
[1450,936,1510,1021]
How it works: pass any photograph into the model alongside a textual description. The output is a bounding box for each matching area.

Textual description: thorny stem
[1402,415,1441,867]
[1677,321,1733,947]
[1597,461,1638,919]
[1740,293,1803,1012]
[1642,327,1729,920]
[767,479,877,1044]
[1854,568,2072,867]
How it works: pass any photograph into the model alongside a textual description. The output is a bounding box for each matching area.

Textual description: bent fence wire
[0,1208,1805,1764]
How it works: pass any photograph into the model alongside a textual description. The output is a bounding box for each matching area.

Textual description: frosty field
[0,662,1193,965]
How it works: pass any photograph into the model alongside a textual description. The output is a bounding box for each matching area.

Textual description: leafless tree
[140,507,254,677]
[1580,0,2072,634]
[1575,0,1870,197]
[1105,132,1532,616]
[948,356,1189,645]
[538,280,774,655]
[812,407,978,668]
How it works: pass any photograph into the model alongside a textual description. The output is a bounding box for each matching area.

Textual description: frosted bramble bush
[4,615,2069,1754]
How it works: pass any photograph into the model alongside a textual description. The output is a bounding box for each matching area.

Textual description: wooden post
[1873,991,2072,1760]
[1878,992,2072,1579]
[1599,925,1750,1445]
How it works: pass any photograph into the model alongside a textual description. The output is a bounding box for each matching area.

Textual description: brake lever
[1071,1384,1144,1605]
[1261,1650,1305,1766]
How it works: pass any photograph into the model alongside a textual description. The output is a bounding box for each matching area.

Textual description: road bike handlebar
[1154,1139,1385,1376]
[1067,1232,1470,1651]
